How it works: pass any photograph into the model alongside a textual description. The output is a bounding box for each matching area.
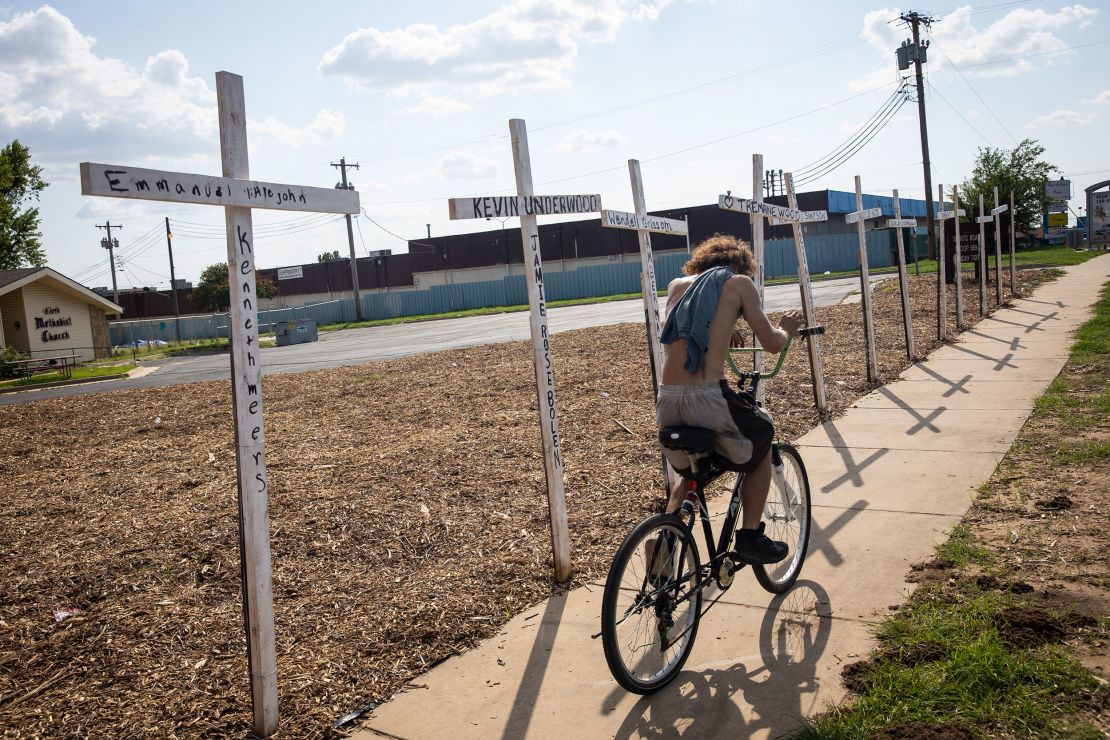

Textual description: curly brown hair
[682,233,756,277]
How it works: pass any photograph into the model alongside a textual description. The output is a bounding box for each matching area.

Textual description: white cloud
[250,109,347,151]
[438,151,500,179]
[0,6,346,165]
[558,128,626,151]
[319,0,669,98]
[849,65,901,94]
[1026,109,1099,128]
[1083,90,1110,104]
[859,4,1100,80]
[397,96,471,117]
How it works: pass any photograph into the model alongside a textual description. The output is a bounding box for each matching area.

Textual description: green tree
[0,140,48,270]
[317,249,341,262]
[959,139,1058,233]
[191,262,278,312]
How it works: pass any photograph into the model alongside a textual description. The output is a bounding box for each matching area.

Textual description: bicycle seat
[659,426,716,454]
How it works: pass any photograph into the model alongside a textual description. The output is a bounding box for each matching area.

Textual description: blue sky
[3,1,1106,289]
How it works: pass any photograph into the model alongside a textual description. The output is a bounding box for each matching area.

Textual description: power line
[930,41,1018,145]
[927,79,993,146]
[794,96,908,187]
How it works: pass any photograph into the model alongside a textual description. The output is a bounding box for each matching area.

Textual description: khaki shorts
[656,380,774,475]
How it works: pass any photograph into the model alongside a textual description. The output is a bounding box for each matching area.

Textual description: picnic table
[3,355,78,380]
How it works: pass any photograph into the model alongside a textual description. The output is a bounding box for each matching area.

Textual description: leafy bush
[0,345,27,379]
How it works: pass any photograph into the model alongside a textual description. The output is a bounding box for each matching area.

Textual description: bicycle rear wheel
[601,513,702,694]
[754,443,811,593]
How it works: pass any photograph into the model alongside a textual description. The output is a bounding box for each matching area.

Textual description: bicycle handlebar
[726,325,824,381]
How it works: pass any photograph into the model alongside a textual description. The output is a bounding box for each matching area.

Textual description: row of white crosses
[80,73,360,737]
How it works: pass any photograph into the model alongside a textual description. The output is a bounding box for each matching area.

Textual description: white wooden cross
[845,175,882,382]
[447,119,602,584]
[886,190,916,360]
[991,186,1009,305]
[600,160,687,489]
[976,193,992,316]
[717,159,830,415]
[934,186,966,339]
[945,187,968,329]
[79,72,360,737]
[1008,191,1017,294]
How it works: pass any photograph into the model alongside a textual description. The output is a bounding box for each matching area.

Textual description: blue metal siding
[826,189,945,218]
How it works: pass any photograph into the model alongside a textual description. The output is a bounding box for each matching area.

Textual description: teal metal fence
[110,231,901,342]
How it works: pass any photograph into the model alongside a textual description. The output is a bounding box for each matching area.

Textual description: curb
[0,372,130,395]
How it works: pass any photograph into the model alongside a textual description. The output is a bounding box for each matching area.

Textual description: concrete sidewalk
[353,257,1109,740]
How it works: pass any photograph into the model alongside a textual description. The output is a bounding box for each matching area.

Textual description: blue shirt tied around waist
[659,266,734,375]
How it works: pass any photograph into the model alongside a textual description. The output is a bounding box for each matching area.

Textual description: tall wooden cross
[1009,191,1017,294]
[718,161,830,414]
[936,188,963,332]
[845,175,883,382]
[991,186,1009,305]
[447,119,602,584]
[79,72,360,738]
[886,190,917,360]
[976,193,992,317]
[600,160,688,394]
[599,159,687,489]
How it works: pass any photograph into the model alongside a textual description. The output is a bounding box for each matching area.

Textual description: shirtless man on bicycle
[657,234,803,565]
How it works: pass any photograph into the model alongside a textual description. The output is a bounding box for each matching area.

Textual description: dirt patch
[995,605,1097,648]
[870,721,976,739]
[975,574,1034,594]
[0,270,1051,737]
[841,659,874,693]
[1035,494,1073,511]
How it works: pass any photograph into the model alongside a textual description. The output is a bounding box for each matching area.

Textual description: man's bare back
[661,273,801,385]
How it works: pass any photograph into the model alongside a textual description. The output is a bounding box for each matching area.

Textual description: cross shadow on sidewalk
[604,581,833,739]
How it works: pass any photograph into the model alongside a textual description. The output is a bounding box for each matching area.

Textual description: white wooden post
[447,120,604,583]
[992,186,1007,305]
[953,186,964,330]
[978,193,988,317]
[847,176,880,382]
[784,173,828,415]
[889,190,916,359]
[718,173,829,414]
[79,71,361,738]
[216,72,278,736]
[511,119,569,583]
[600,160,688,489]
[936,183,947,341]
[1009,191,1017,294]
[751,155,766,402]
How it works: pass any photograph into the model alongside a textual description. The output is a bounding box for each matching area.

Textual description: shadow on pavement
[501,592,568,740]
[605,580,833,739]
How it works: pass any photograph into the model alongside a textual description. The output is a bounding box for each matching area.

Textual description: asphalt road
[1,274,890,405]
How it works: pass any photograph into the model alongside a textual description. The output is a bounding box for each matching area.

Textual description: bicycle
[598,327,822,694]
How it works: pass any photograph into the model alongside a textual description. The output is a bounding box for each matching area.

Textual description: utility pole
[96,221,121,309]
[165,217,182,342]
[897,10,939,338]
[331,157,362,321]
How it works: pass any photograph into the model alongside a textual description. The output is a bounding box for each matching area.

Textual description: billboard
[1047,212,1068,228]
[1091,191,1110,245]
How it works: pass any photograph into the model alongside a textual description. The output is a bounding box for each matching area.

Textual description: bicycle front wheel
[601,513,702,694]
[754,443,812,593]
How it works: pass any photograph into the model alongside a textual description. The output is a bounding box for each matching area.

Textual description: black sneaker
[733,522,788,565]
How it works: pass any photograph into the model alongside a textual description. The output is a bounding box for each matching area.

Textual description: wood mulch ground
[0,268,1051,737]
